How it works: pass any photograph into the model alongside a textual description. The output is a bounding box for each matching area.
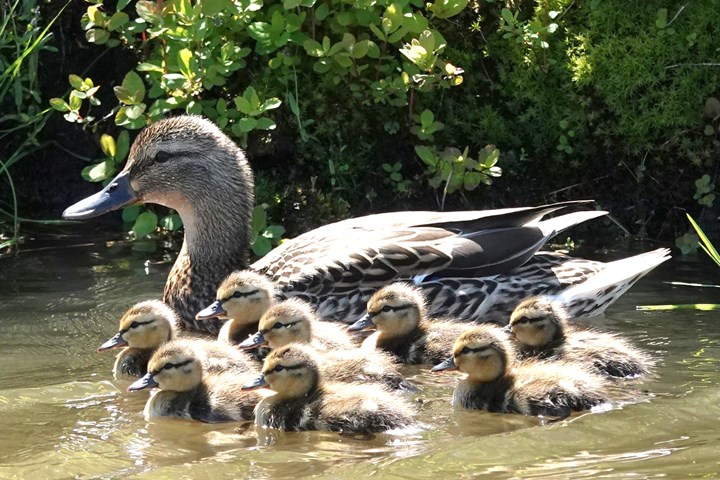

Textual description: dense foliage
[2,1,719,254]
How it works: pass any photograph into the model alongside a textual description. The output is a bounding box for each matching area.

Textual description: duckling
[242,344,415,433]
[195,270,276,346]
[238,299,416,392]
[97,300,178,377]
[237,298,355,351]
[127,341,265,422]
[432,325,618,418]
[508,296,653,378]
[348,282,470,365]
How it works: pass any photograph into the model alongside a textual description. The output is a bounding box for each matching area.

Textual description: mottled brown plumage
[248,345,415,433]
[509,296,654,378]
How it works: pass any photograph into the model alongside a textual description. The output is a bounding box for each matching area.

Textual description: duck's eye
[130,321,140,329]
[154,151,171,163]
[272,322,284,330]
[273,365,285,372]
[460,346,471,355]
[518,316,529,324]
[381,305,393,313]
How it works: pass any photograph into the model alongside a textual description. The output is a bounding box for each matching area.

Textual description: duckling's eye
[381,305,393,313]
[130,321,140,329]
[460,346,471,355]
[273,365,285,372]
[272,322,284,330]
[518,316,529,325]
[154,151,171,163]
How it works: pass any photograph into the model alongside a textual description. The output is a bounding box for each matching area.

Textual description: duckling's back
[320,349,418,392]
[563,328,654,378]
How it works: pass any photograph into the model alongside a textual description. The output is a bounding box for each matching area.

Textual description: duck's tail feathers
[536,210,608,239]
[558,248,671,318]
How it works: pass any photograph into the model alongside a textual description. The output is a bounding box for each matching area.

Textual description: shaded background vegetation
[1,0,719,255]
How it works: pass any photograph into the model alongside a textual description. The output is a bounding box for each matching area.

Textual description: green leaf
[69,74,84,90]
[115,71,145,104]
[315,3,329,21]
[264,225,285,239]
[420,109,434,127]
[252,205,268,232]
[117,0,132,11]
[202,0,228,16]
[160,213,183,231]
[251,236,272,256]
[428,0,469,19]
[501,8,515,25]
[86,28,110,44]
[255,117,276,130]
[87,5,105,25]
[415,145,438,166]
[122,205,141,223]
[100,134,116,158]
[116,130,130,161]
[178,48,193,79]
[133,211,158,238]
[107,12,129,31]
[303,39,324,57]
[50,98,70,112]
[237,117,258,132]
[260,98,282,111]
[81,160,116,182]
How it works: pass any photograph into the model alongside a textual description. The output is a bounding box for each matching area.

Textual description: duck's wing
[252,201,604,296]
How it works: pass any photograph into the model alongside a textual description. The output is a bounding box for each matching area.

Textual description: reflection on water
[1,232,719,479]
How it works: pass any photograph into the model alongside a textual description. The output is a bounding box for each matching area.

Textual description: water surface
[1,232,719,479]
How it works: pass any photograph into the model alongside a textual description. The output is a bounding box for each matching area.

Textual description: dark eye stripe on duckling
[119,319,155,334]
[152,359,193,375]
[513,316,545,325]
[220,289,259,302]
[260,320,301,334]
[369,304,413,317]
[265,363,304,374]
[459,345,492,355]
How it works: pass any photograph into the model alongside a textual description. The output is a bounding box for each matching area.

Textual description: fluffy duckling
[238,299,416,391]
[433,325,618,418]
[237,298,355,351]
[509,296,653,378]
[195,270,276,345]
[128,341,266,422]
[97,300,178,377]
[348,282,469,364]
[242,344,415,433]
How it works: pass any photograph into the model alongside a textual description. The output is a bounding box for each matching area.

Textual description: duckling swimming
[128,341,265,422]
[348,283,470,365]
[97,300,178,377]
[238,299,416,391]
[242,344,415,433]
[195,270,276,346]
[432,325,618,418]
[508,296,653,378]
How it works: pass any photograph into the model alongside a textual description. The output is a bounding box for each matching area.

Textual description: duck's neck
[162,163,254,331]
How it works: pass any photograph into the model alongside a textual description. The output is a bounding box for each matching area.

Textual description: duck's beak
[127,372,159,392]
[347,313,373,332]
[502,324,514,337]
[62,171,138,220]
[196,300,226,320]
[431,357,458,372]
[237,331,266,350]
[241,374,268,390]
[97,332,127,352]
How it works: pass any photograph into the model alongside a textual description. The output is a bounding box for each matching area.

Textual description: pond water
[1,230,719,479]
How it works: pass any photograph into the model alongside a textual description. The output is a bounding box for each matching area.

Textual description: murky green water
[1,232,719,479]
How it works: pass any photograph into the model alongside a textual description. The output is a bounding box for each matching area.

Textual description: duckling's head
[434,326,513,383]
[196,270,275,323]
[98,300,177,352]
[509,296,567,348]
[128,343,202,392]
[349,283,426,336]
[253,299,317,349]
[245,344,320,399]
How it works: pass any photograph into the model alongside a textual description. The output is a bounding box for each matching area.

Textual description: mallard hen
[62,116,667,333]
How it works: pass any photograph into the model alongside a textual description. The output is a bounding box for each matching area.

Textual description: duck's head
[349,283,426,337]
[62,116,254,251]
[508,296,566,348]
[98,300,177,352]
[128,343,202,392]
[432,325,513,383]
[196,270,275,323]
[238,299,316,350]
[242,344,320,399]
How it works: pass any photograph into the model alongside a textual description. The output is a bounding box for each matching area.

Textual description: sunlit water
[1,232,719,479]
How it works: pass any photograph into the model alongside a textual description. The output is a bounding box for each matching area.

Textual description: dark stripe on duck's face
[151,359,193,376]
[263,363,305,376]
[261,320,301,334]
[459,345,492,356]
[369,304,414,318]
[512,316,545,326]
[221,289,259,302]
[119,318,155,335]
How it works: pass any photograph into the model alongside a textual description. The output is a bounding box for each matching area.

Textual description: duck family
[65,116,666,432]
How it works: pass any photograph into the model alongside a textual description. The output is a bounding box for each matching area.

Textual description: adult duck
[62,116,659,333]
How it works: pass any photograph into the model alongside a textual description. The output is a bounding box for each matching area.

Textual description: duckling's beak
[237,331,266,350]
[62,171,138,220]
[241,374,268,390]
[97,332,127,352]
[431,357,458,372]
[502,324,515,337]
[127,373,159,392]
[196,301,226,320]
[347,313,373,332]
